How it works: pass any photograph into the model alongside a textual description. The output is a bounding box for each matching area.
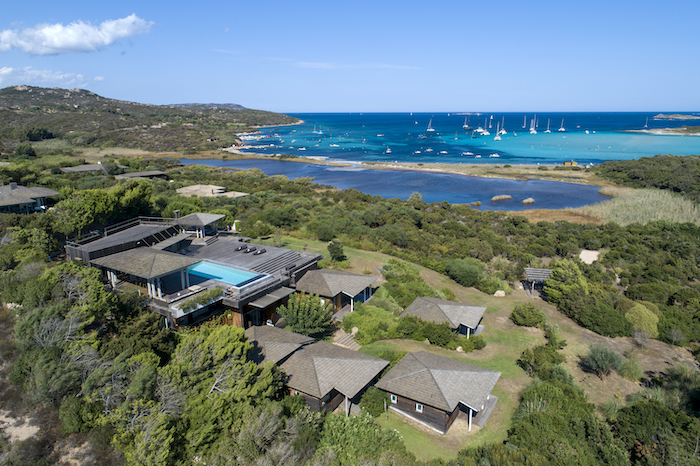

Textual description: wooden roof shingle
[244,325,314,364]
[0,184,59,207]
[89,248,200,279]
[177,212,225,227]
[280,341,388,399]
[402,297,486,330]
[376,351,500,412]
[295,269,377,298]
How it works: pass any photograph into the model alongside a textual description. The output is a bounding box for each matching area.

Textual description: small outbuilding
[376,351,500,433]
[294,269,377,312]
[402,297,486,338]
[280,340,388,414]
[0,182,59,213]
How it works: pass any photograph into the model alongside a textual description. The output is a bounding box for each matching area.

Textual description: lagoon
[180,158,609,211]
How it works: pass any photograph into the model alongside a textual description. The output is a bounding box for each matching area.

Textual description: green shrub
[360,387,390,417]
[445,259,484,287]
[178,287,223,312]
[618,355,643,381]
[582,345,623,380]
[476,277,511,295]
[510,303,546,327]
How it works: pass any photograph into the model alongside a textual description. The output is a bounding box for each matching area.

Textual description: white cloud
[0,14,153,55]
[294,61,421,70]
[94,76,105,82]
[0,66,89,87]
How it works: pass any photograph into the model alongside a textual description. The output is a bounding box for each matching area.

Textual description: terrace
[68,214,322,327]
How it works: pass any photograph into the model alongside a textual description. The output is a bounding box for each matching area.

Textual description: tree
[276,293,333,339]
[624,303,659,339]
[510,303,546,327]
[581,345,623,380]
[14,142,36,158]
[543,259,589,305]
[327,239,346,262]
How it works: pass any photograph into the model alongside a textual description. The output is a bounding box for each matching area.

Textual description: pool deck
[182,237,309,275]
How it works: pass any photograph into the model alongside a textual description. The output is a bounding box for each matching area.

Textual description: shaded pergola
[90,248,200,299]
[177,212,225,239]
[524,267,552,296]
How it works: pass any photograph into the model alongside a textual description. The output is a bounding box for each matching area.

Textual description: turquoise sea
[240,112,700,165]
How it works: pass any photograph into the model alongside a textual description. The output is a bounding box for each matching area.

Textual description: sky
[0,0,699,113]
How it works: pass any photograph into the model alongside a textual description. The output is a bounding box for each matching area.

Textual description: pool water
[188,261,264,287]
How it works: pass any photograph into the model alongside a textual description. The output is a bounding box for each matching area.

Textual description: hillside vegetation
[0,85,298,154]
[592,154,700,203]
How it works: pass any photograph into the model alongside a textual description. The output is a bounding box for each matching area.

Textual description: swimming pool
[188,261,264,287]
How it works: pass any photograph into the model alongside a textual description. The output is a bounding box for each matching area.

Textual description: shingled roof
[376,351,500,412]
[402,297,486,330]
[244,325,314,364]
[0,184,59,207]
[295,269,377,298]
[89,248,200,279]
[280,341,388,399]
[177,212,225,227]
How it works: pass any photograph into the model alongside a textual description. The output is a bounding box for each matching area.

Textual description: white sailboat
[522,115,527,129]
[482,118,490,136]
[494,123,502,141]
[426,119,436,132]
[558,118,566,132]
[643,117,649,129]
[499,116,507,135]
[529,116,538,135]
[463,117,473,131]
[544,118,552,133]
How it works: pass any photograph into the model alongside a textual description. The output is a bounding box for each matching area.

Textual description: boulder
[493,290,506,297]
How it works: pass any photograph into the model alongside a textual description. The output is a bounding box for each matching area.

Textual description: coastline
[626,128,700,136]
[215,148,605,187]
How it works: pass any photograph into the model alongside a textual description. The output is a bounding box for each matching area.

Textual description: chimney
[173,209,180,220]
[9,182,17,190]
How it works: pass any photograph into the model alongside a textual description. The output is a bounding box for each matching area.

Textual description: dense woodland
[593,155,700,203]
[0,140,699,463]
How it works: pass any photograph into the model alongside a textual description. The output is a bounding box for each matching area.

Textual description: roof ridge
[426,365,451,410]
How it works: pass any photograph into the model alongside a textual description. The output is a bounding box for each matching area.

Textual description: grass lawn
[375,410,462,462]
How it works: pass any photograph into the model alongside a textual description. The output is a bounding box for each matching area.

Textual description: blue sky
[1,0,698,112]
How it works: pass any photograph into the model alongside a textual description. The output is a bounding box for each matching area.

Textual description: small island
[653,113,700,121]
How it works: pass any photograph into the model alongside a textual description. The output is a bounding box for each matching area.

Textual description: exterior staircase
[333,329,361,351]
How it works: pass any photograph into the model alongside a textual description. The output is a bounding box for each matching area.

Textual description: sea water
[241,112,700,165]
[181,158,609,210]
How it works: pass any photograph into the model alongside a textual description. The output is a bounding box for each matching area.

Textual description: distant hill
[0,85,298,153]
[172,103,246,110]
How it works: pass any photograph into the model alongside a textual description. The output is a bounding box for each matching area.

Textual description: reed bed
[570,188,700,226]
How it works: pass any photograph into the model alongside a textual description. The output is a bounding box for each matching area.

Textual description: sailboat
[522,115,527,129]
[544,118,552,133]
[426,119,436,132]
[454,131,459,140]
[558,118,566,132]
[643,117,649,129]
[499,116,507,135]
[529,116,538,135]
[482,118,491,136]
[494,123,502,141]
[463,117,473,131]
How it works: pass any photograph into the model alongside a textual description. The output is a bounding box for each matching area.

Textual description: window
[416,403,423,413]
[390,394,397,404]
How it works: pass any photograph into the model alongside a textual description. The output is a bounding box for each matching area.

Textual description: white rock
[494,290,506,297]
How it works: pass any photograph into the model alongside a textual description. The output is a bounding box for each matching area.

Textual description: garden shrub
[510,303,546,327]
[360,387,390,417]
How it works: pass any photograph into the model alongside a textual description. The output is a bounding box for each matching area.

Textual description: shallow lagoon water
[181,158,609,211]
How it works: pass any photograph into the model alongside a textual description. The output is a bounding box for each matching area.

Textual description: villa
[0,182,59,214]
[294,269,377,314]
[376,351,500,433]
[66,213,322,327]
[402,297,486,338]
[245,325,388,414]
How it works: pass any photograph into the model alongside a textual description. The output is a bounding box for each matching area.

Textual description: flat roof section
[76,223,175,254]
